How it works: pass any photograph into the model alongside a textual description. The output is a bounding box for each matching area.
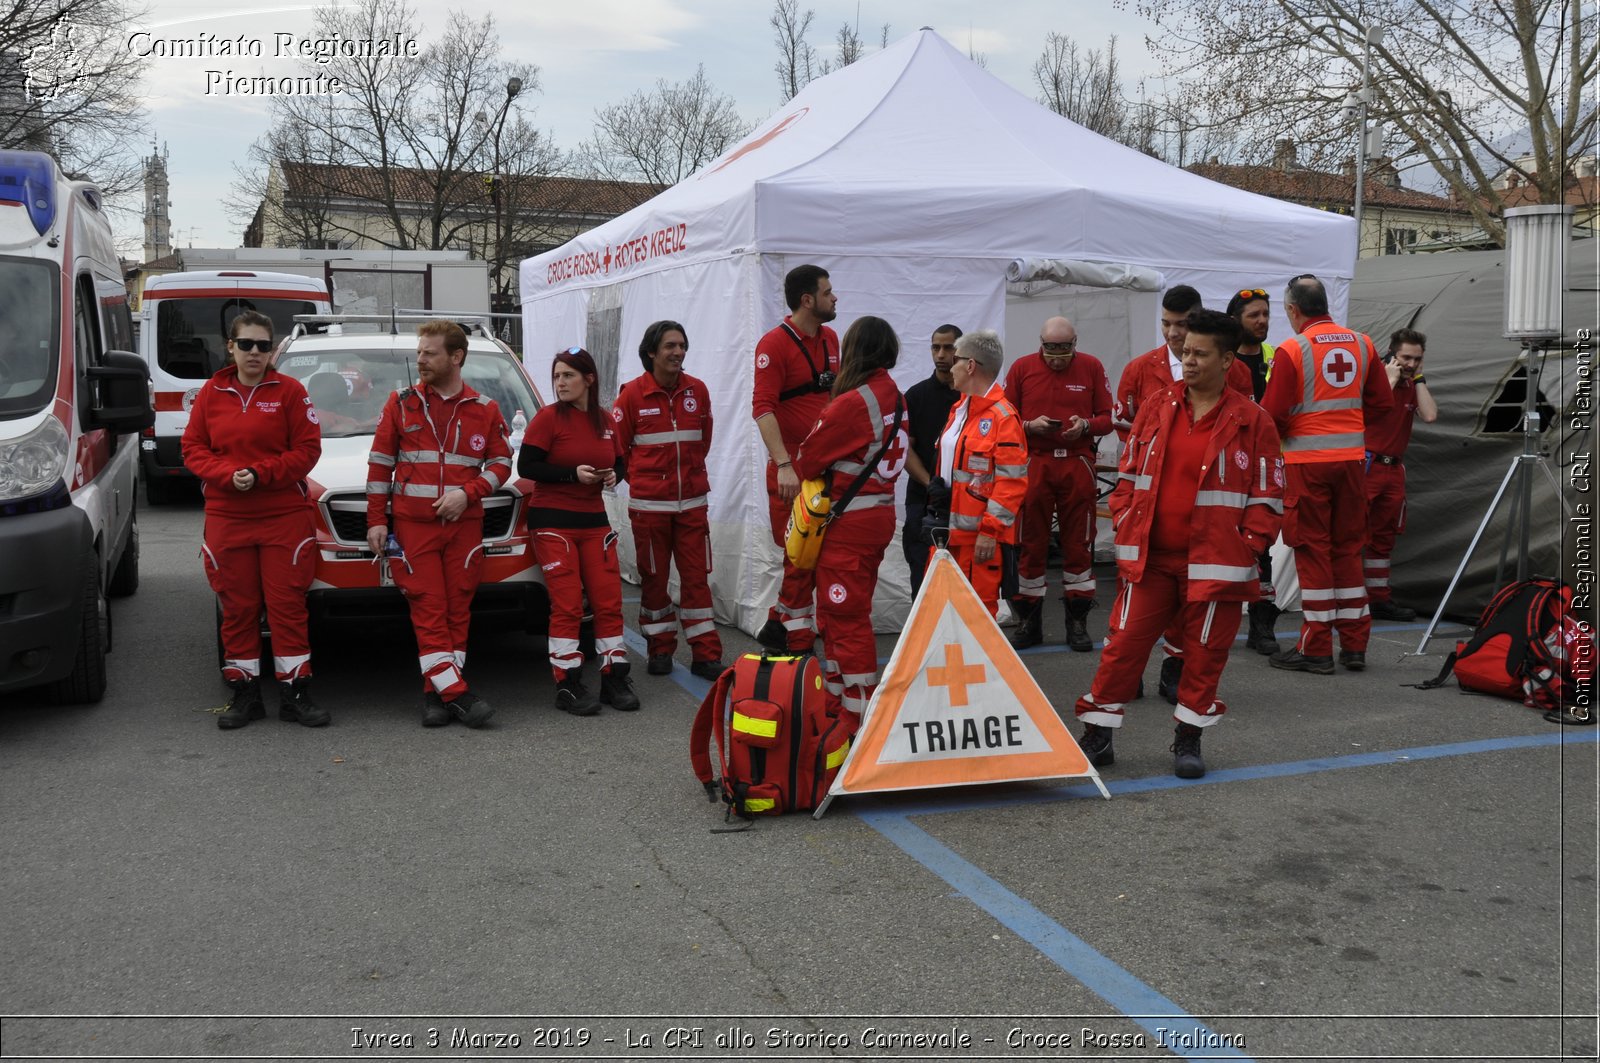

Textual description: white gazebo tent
[519,28,1354,634]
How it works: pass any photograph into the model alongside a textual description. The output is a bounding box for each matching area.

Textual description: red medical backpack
[1421,578,1595,721]
[690,652,853,819]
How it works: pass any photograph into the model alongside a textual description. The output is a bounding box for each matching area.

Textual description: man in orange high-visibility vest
[1261,275,1394,674]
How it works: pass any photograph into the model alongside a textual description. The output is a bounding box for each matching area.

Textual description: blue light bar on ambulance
[0,150,58,236]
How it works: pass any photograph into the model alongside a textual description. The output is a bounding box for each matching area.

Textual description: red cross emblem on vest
[1320,346,1358,388]
[879,427,909,478]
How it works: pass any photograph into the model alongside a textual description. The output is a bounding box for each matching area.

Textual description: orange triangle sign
[815,548,1109,817]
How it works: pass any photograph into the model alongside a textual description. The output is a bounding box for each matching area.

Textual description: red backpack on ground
[1420,578,1595,723]
[691,652,853,821]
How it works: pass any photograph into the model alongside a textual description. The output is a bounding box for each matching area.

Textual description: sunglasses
[1289,273,1319,284]
[231,338,272,353]
[1236,288,1268,301]
[1040,341,1076,354]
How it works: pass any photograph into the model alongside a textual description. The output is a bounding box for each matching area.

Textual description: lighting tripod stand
[1415,340,1570,654]
[1414,203,1573,655]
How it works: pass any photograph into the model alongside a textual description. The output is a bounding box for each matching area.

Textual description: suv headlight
[0,416,71,503]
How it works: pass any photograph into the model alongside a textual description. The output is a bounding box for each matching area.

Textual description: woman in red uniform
[519,347,637,715]
[182,311,327,729]
[1072,310,1283,778]
[793,316,906,731]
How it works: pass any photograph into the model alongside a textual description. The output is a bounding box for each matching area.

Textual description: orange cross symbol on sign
[926,643,986,707]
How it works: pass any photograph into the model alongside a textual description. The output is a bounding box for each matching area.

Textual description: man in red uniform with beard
[1004,315,1111,651]
[1263,275,1393,674]
[752,264,841,652]
[1364,328,1437,621]
[366,321,511,727]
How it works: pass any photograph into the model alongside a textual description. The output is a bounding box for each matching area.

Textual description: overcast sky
[125,0,1167,255]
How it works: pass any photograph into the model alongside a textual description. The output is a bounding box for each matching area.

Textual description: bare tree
[771,0,824,101]
[0,0,150,196]
[1032,32,1131,140]
[1130,0,1598,243]
[580,65,750,186]
[835,22,864,68]
[229,0,567,296]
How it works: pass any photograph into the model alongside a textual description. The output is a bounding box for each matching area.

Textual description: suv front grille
[322,491,520,545]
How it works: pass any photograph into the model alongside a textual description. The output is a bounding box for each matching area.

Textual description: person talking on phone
[1003,315,1112,652]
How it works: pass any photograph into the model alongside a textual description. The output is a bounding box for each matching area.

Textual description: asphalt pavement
[1,490,1594,1063]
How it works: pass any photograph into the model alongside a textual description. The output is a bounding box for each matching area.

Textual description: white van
[138,270,331,502]
[0,150,154,703]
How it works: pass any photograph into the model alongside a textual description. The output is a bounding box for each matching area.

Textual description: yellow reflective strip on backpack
[732,711,778,739]
[825,739,850,770]
[744,798,777,813]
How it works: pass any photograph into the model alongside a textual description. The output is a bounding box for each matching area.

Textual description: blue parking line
[864,730,1600,817]
[853,730,1596,1061]
[622,625,712,701]
[666,621,1593,1060]
[861,810,1253,1059]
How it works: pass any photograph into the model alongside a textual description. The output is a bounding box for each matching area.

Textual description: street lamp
[1342,24,1383,256]
[481,76,523,304]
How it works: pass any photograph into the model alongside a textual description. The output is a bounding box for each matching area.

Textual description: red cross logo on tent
[1320,347,1358,388]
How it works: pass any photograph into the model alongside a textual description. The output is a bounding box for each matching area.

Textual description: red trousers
[1284,461,1370,656]
[203,510,316,683]
[391,517,483,699]
[1364,463,1406,604]
[533,525,626,681]
[949,540,1003,616]
[632,506,722,663]
[1074,552,1243,729]
[815,507,893,731]
[766,463,817,650]
[1017,453,1096,602]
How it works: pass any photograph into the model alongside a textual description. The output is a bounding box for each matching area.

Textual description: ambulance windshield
[0,257,60,419]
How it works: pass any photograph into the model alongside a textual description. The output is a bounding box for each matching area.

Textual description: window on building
[1480,363,1556,435]
[1385,227,1418,254]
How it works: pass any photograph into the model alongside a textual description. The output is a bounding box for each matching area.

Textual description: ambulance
[139,269,331,502]
[0,150,153,703]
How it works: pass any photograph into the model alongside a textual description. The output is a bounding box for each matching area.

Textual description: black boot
[1065,598,1095,652]
[421,691,450,727]
[447,690,494,728]
[600,662,641,711]
[1171,722,1206,779]
[1158,656,1183,705]
[279,678,331,727]
[217,677,265,730]
[1245,600,1282,656]
[1080,722,1115,767]
[555,670,601,716]
[1008,599,1043,650]
[755,619,788,652]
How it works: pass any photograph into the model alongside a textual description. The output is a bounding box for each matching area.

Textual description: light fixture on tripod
[1417,203,1574,653]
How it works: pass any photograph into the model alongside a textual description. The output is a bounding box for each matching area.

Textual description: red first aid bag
[1422,578,1595,721]
[690,652,853,819]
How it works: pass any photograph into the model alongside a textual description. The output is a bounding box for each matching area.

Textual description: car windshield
[275,342,541,439]
[0,257,60,419]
